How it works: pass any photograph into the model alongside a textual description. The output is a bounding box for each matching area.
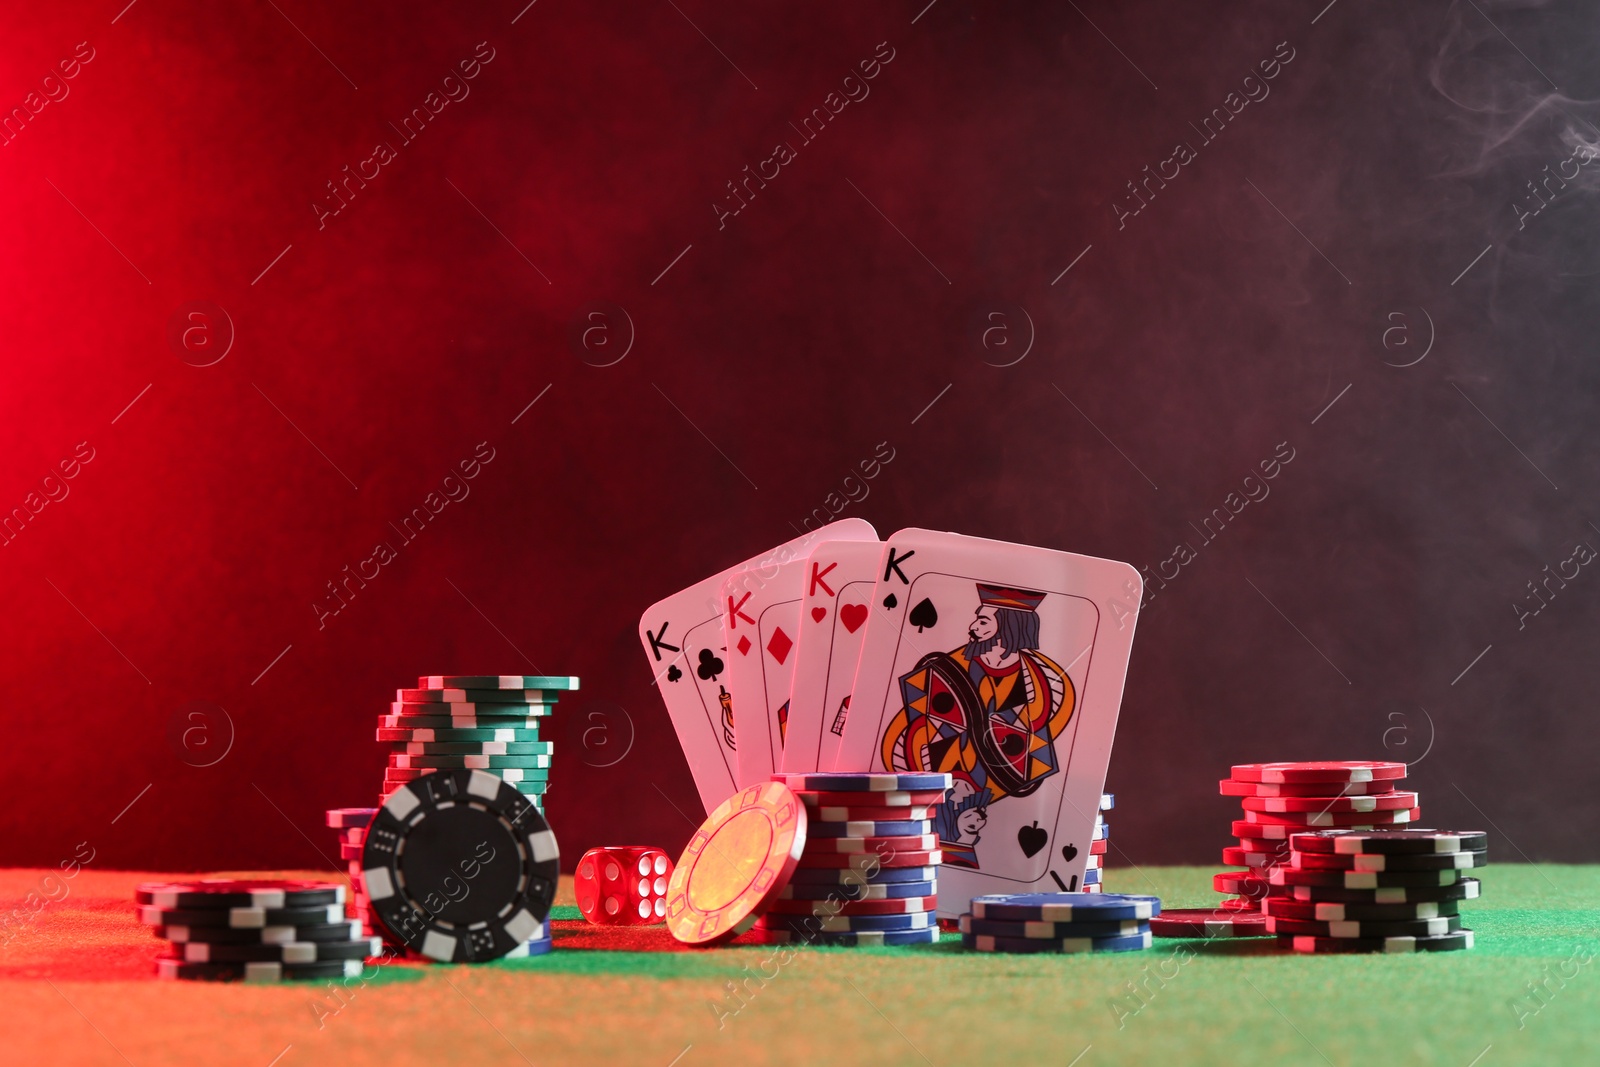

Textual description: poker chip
[665,781,807,946]
[1231,761,1407,784]
[1245,807,1419,828]
[1221,847,1284,868]
[1236,838,1291,855]
[325,807,377,829]
[1147,908,1271,938]
[794,849,942,869]
[1218,778,1395,797]
[417,675,581,690]
[1082,868,1102,886]
[960,930,1152,954]
[773,772,953,793]
[362,768,559,962]
[1240,792,1419,814]
[958,914,1148,939]
[390,700,557,715]
[809,805,939,823]
[399,741,554,756]
[339,843,363,861]
[1268,867,1465,889]
[800,790,948,808]
[1289,877,1481,904]
[776,879,938,901]
[1260,897,1461,922]
[1281,929,1474,953]
[156,920,366,944]
[135,880,345,909]
[800,834,939,854]
[754,910,933,932]
[1291,849,1487,872]
[763,895,938,916]
[162,936,382,963]
[1264,914,1464,938]
[377,728,547,743]
[1218,897,1262,912]
[378,714,550,730]
[155,958,364,982]
[396,688,563,703]
[1212,871,1279,896]
[1290,829,1489,855]
[969,893,1160,923]
[386,765,547,782]
[750,926,940,947]
[138,903,345,928]
[388,753,552,770]
[808,819,933,838]
[786,865,939,885]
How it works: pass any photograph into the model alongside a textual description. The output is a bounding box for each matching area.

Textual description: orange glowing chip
[665,781,808,946]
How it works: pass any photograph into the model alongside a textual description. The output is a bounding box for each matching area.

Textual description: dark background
[3,0,1596,873]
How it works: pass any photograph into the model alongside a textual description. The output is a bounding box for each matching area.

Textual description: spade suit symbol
[909,598,938,632]
[1017,820,1047,858]
[1060,843,1078,863]
[882,593,898,610]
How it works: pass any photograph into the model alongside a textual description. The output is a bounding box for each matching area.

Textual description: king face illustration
[879,584,1075,869]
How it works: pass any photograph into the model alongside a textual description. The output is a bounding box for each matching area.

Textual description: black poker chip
[161,936,382,963]
[1289,829,1488,855]
[362,767,559,963]
[155,958,365,982]
[155,920,366,944]
[138,903,346,928]
[135,880,345,909]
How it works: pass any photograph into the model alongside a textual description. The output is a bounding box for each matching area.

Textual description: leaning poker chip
[960,930,1153,954]
[774,771,953,793]
[786,864,939,885]
[1245,807,1419,828]
[138,903,345,928]
[1218,778,1399,798]
[1289,877,1481,904]
[1264,914,1464,938]
[1292,849,1487,872]
[1268,867,1465,889]
[799,790,948,809]
[1147,909,1270,938]
[794,849,942,869]
[155,958,364,982]
[417,675,580,690]
[325,807,378,829]
[1282,929,1475,954]
[135,880,345,909]
[958,914,1148,939]
[754,910,934,932]
[163,936,382,963]
[776,879,937,901]
[362,768,559,963]
[664,781,806,946]
[1240,792,1418,814]
[969,893,1160,923]
[808,805,939,823]
[808,819,933,838]
[750,926,940,947]
[1290,829,1489,855]
[1261,897,1461,922]
[1231,761,1407,785]
[763,895,939,916]
[378,728,547,743]
[155,920,367,944]
[800,834,939,854]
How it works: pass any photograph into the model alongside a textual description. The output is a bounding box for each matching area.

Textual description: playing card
[836,529,1142,917]
[638,518,876,813]
[781,539,882,774]
[719,557,807,788]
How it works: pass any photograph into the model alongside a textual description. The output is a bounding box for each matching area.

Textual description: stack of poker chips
[378,675,578,811]
[754,771,953,946]
[1085,792,1113,892]
[1212,761,1417,915]
[1262,829,1485,953]
[959,893,1158,953]
[325,806,379,937]
[137,879,379,982]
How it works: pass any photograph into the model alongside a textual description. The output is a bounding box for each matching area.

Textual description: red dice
[576,846,673,925]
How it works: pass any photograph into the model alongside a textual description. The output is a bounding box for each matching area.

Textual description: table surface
[4,865,1596,1067]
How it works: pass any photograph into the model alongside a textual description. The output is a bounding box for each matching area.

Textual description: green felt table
[4,865,1596,1067]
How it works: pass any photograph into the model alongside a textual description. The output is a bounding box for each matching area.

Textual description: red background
[4,0,1595,871]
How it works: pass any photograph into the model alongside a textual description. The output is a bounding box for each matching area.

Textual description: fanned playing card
[637,518,876,813]
[836,529,1142,917]
[781,538,882,773]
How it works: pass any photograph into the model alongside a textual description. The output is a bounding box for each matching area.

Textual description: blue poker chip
[970,893,1161,923]
[808,819,933,838]
[961,930,1152,953]
[778,879,938,901]
[773,772,952,793]
[958,914,1146,939]
[756,910,934,932]
[786,865,940,885]
[752,926,941,947]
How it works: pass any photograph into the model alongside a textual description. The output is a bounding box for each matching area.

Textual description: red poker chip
[1233,820,1394,840]
[1221,847,1287,869]
[1218,897,1263,912]
[1243,807,1420,828]
[1231,761,1406,785]
[1235,838,1291,855]
[801,834,939,854]
[1149,908,1270,938]
[1240,791,1418,814]
[1218,778,1401,798]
